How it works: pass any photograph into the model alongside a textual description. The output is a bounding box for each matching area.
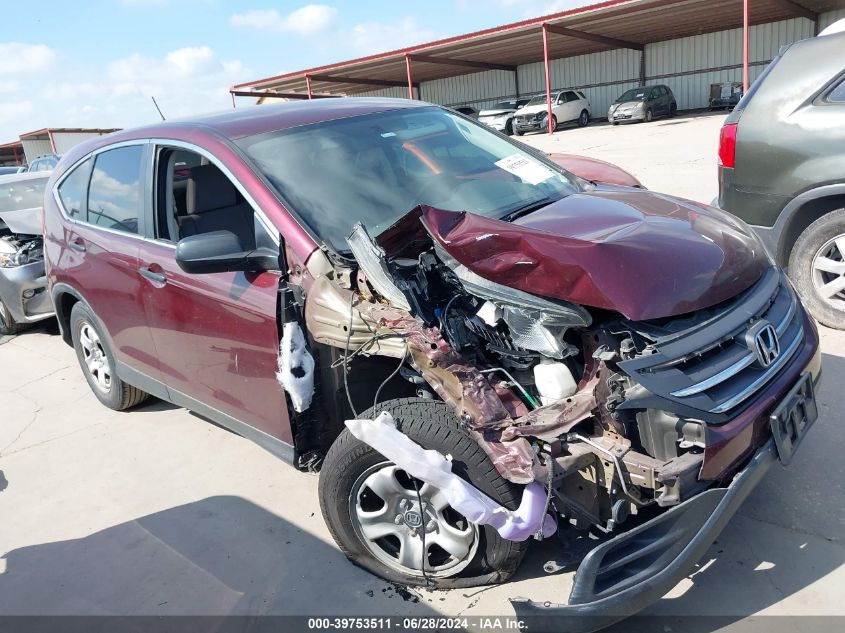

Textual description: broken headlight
[0,239,43,268]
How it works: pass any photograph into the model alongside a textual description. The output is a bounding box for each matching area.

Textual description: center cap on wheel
[403,510,423,528]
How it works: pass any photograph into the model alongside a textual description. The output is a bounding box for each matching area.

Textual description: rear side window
[564,91,579,102]
[734,53,784,114]
[57,158,93,221]
[88,146,144,235]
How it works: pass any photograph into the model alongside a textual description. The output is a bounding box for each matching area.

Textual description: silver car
[0,171,53,335]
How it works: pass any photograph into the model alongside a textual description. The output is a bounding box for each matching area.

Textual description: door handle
[69,237,86,253]
[138,266,167,285]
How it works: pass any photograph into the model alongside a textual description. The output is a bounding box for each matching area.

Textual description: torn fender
[547,153,643,189]
[420,193,768,321]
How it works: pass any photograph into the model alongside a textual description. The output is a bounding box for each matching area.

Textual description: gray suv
[718,29,845,328]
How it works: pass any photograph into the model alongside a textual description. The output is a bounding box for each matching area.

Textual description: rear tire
[789,209,845,330]
[669,103,677,117]
[0,300,24,336]
[70,302,149,410]
[319,398,529,588]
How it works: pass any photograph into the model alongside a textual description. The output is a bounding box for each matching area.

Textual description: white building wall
[21,139,53,164]
[421,69,516,111]
[518,48,641,115]
[52,131,114,156]
[647,17,814,110]
[819,8,845,30]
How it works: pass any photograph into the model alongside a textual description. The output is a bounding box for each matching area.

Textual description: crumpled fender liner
[510,439,778,633]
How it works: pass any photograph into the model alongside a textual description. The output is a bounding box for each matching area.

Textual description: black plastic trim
[117,360,296,464]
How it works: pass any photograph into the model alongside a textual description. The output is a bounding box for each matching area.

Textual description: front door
[137,144,292,445]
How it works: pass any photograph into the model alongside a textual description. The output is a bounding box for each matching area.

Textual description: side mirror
[175,230,278,275]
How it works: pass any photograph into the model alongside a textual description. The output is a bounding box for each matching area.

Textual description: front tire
[0,299,24,336]
[319,398,528,587]
[504,120,514,136]
[789,209,845,330]
[70,302,149,410]
[578,110,590,127]
[549,115,558,132]
[645,109,653,123]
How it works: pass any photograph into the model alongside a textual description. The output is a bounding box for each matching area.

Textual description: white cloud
[230,5,338,35]
[0,46,251,141]
[349,17,435,55]
[0,43,56,74]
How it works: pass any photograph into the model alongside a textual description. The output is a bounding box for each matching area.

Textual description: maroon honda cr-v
[43,99,820,627]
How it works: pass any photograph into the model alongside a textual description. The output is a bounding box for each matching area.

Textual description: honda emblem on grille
[746,320,780,368]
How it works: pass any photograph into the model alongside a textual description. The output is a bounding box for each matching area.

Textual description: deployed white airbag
[277,322,315,412]
[346,412,556,541]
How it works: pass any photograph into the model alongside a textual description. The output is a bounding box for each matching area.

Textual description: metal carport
[231,0,845,133]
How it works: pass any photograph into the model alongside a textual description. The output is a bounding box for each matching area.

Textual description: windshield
[237,106,579,252]
[525,94,550,106]
[490,100,517,110]
[616,88,648,102]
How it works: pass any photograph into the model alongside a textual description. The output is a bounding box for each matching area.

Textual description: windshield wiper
[499,197,558,223]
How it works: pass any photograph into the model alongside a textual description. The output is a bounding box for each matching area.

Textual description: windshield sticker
[495,154,555,185]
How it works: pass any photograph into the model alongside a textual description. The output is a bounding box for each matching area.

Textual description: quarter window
[827,76,845,103]
[57,157,93,221]
[87,146,144,235]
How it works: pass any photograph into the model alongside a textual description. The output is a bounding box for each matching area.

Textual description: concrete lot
[1,111,844,626]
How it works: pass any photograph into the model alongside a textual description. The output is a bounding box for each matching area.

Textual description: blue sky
[0,0,591,142]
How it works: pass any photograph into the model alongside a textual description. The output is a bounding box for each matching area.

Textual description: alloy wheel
[349,462,479,578]
[79,321,112,393]
[812,234,845,311]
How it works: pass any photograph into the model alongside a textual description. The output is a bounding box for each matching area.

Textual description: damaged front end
[283,196,819,627]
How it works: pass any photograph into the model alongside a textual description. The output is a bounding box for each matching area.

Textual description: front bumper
[512,437,779,631]
[0,260,53,323]
[514,118,547,132]
[608,111,644,123]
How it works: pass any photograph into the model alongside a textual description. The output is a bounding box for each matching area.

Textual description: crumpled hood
[420,189,769,321]
[515,104,548,116]
[0,205,41,235]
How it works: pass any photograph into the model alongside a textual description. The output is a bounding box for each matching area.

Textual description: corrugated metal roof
[233,0,844,97]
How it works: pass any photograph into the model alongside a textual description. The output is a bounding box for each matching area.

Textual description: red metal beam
[743,0,749,92]
[543,23,643,51]
[308,73,409,88]
[306,75,313,100]
[542,24,553,135]
[405,54,414,99]
[407,53,516,72]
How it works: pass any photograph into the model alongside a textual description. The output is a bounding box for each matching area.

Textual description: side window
[827,76,845,103]
[57,157,93,221]
[565,91,579,102]
[88,146,143,235]
[155,147,266,251]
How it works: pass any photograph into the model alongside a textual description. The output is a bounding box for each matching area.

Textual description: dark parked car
[718,29,845,329]
[608,84,677,124]
[44,98,820,627]
[0,171,53,335]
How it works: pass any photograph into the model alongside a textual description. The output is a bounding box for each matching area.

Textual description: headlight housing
[0,240,44,268]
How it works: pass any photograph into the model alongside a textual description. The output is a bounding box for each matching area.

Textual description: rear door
[136,143,292,446]
[54,143,162,383]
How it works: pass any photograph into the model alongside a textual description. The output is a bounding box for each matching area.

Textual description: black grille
[619,268,803,417]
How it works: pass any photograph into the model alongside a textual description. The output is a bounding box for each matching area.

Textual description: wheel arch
[770,185,845,266]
